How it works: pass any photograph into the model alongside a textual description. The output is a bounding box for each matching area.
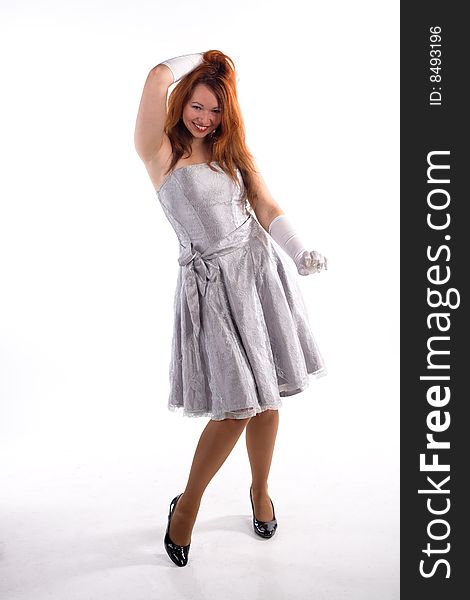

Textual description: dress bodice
[156,162,250,252]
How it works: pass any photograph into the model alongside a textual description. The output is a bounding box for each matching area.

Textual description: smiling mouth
[193,123,209,132]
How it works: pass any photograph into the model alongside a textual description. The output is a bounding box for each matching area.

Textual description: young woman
[134,50,327,567]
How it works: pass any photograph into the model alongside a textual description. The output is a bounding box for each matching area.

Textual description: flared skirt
[166,216,326,420]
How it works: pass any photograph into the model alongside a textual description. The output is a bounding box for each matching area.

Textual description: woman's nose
[201,110,213,124]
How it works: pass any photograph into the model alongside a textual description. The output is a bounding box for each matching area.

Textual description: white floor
[0,411,399,600]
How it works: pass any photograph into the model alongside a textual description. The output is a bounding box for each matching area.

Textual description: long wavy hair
[164,50,261,212]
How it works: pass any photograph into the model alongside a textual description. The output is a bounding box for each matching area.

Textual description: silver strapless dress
[156,161,326,420]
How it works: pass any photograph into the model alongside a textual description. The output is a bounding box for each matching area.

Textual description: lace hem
[279,366,328,396]
[167,366,327,419]
[167,400,283,421]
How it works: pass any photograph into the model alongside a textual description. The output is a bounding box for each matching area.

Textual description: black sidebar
[401,2,468,598]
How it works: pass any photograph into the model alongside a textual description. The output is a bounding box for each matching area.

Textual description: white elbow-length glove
[159,52,205,84]
[268,214,328,276]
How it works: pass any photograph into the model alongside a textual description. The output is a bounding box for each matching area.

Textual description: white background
[0,1,399,598]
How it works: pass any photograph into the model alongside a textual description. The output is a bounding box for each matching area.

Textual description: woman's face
[182,84,222,139]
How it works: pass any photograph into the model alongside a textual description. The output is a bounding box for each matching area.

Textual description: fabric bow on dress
[177,244,220,365]
[178,245,220,298]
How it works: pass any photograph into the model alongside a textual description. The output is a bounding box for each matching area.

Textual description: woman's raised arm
[134,65,174,163]
[134,53,205,163]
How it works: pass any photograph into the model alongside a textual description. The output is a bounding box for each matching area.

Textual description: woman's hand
[267,213,328,277]
[295,250,328,276]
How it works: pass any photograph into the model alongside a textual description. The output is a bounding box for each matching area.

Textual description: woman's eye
[192,106,220,113]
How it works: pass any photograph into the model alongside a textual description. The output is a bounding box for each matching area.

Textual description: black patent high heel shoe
[164,493,191,567]
[249,484,278,538]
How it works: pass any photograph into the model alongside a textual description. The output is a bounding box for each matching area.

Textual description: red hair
[164,49,260,212]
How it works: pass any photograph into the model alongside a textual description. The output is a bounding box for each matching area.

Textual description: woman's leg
[168,416,251,546]
[245,409,279,521]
